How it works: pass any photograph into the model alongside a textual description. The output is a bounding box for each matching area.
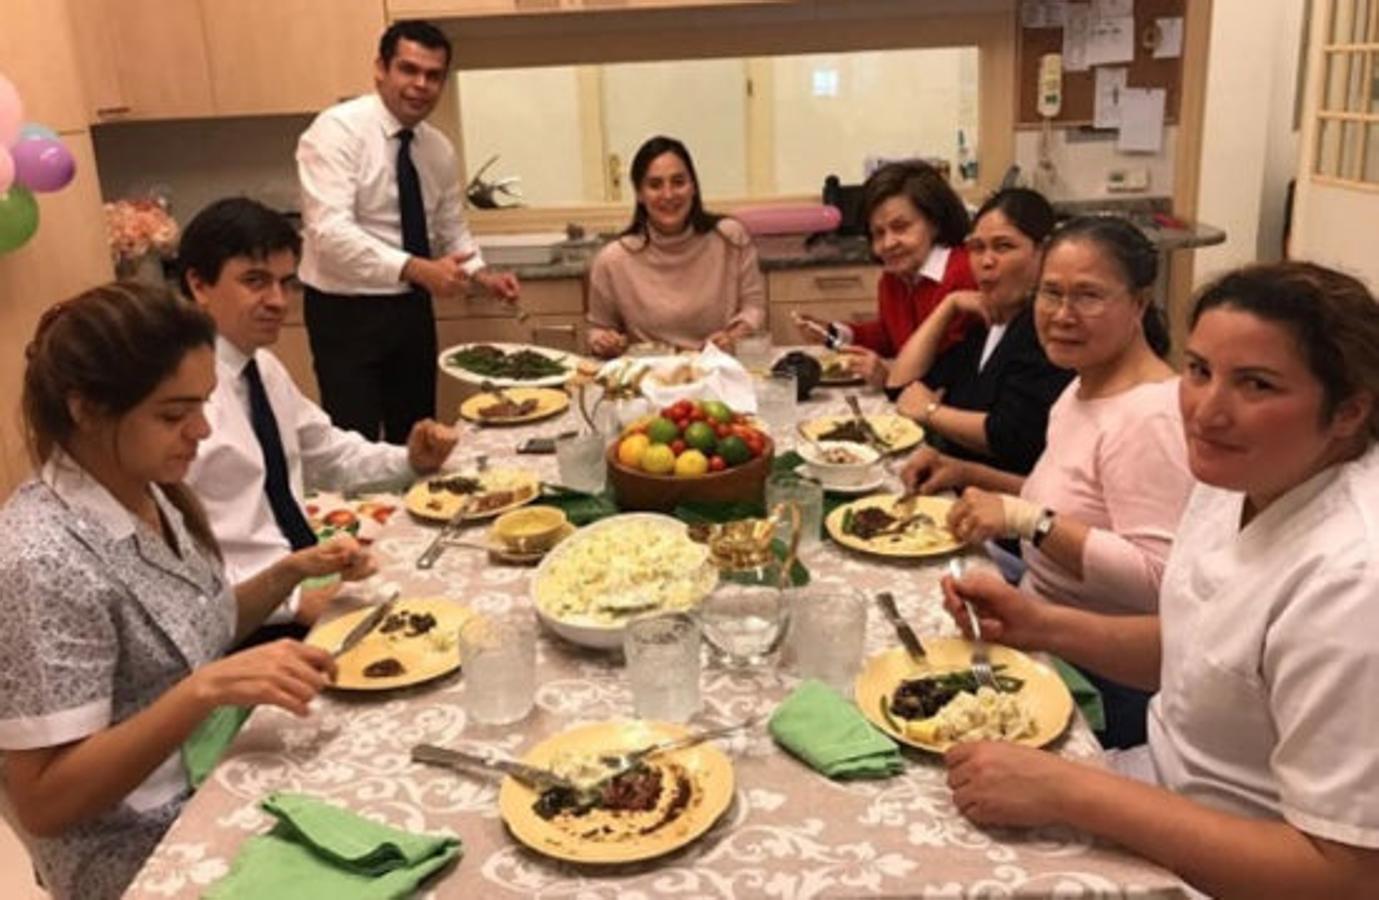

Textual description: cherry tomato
[689,407,706,421]
[709,456,726,472]
[671,439,686,455]
[714,423,731,438]
[674,418,690,433]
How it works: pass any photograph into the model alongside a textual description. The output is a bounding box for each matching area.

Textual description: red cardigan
[850,245,978,357]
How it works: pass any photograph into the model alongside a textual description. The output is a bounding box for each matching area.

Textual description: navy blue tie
[243,359,316,551]
[397,128,431,259]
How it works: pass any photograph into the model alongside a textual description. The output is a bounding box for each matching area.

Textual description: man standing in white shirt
[296,19,520,442]
[180,197,460,641]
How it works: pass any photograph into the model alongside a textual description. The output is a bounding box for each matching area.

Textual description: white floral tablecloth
[128,389,1186,899]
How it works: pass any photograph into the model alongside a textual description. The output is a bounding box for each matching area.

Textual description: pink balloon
[12,137,75,193]
[0,74,23,147]
[0,147,12,193]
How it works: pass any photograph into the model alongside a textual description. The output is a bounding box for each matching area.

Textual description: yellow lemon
[617,433,650,468]
[673,449,709,477]
[641,443,676,475]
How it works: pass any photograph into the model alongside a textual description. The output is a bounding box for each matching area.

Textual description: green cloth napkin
[204,792,461,900]
[770,679,904,779]
[1050,657,1106,732]
[181,705,251,789]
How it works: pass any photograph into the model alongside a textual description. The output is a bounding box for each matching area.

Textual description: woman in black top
[884,189,1071,475]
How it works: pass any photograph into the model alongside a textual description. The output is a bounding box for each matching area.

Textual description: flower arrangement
[104,195,179,276]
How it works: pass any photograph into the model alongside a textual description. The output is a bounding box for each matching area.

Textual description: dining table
[125,382,1187,899]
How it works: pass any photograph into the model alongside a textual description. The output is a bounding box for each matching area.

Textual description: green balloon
[0,186,40,254]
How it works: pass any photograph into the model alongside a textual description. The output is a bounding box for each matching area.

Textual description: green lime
[683,421,717,454]
[646,416,680,444]
[718,435,750,467]
[703,400,733,424]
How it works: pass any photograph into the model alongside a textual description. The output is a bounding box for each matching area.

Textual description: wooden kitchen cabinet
[764,265,879,344]
[385,0,785,17]
[0,0,89,132]
[201,0,385,116]
[67,0,216,121]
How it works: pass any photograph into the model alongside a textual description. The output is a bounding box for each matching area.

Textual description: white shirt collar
[918,244,952,283]
[215,335,254,378]
[369,92,408,140]
[41,450,140,541]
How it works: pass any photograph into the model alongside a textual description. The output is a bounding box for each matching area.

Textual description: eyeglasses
[1034,285,1118,316]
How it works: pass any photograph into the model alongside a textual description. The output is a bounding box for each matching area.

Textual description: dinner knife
[411,744,576,791]
[333,592,399,659]
[875,591,927,663]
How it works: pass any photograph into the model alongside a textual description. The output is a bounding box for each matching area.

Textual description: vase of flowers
[105,195,179,283]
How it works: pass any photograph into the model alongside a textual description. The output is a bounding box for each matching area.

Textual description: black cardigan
[895,306,1072,475]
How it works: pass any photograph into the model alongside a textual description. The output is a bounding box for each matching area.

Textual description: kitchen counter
[501,201,1224,281]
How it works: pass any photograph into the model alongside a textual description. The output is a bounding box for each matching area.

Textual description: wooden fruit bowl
[606,436,774,512]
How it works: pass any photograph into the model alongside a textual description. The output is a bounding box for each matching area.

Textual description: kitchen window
[1313,0,1379,185]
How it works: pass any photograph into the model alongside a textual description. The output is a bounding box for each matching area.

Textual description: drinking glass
[757,371,797,441]
[624,612,702,722]
[556,429,608,493]
[765,472,823,553]
[459,612,536,725]
[789,584,867,696]
[735,333,773,374]
[698,577,789,667]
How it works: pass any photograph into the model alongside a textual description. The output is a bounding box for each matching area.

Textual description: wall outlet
[1106,167,1150,192]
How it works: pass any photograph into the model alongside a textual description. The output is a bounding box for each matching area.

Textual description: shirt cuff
[0,697,111,749]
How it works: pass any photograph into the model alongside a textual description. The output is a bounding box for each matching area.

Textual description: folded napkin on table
[1050,657,1106,733]
[181,705,252,789]
[770,679,904,779]
[203,791,461,900]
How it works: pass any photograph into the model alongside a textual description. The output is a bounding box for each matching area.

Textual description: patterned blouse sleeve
[0,537,120,750]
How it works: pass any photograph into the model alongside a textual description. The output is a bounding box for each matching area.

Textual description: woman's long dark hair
[1043,216,1170,357]
[620,135,726,242]
[23,281,222,556]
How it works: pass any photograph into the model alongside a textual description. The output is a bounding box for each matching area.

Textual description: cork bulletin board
[1017,0,1186,126]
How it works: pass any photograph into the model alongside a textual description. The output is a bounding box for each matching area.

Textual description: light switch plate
[1106,167,1150,192]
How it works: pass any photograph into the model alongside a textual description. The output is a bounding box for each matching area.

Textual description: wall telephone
[1037,53,1063,118]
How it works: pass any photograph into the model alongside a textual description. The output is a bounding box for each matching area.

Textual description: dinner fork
[594,716,761,785]
[949,558,998,691]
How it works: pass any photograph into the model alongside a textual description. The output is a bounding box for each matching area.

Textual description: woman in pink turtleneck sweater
[586,136,765,358]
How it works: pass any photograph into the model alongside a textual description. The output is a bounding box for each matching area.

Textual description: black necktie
[243,359,316,551]
[397,128,431,259]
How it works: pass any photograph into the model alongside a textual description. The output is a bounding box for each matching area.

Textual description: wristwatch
[919,399,941,425]
[1030,508,1057,548]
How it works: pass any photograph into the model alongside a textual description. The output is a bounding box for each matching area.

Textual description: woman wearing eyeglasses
[902,216,1194,747]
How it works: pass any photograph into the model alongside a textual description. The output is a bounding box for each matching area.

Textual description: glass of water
[556,429,607,493]
[757,371,798,442]
[459,612,536,725]
[765,472,824,554]
[789,584,867,697]
[735,333,773,374]
[698,576,789,668]
[624,612,701,722]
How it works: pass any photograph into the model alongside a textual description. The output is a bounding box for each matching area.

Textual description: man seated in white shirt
[296,18,520,442]
[180,197,459,641]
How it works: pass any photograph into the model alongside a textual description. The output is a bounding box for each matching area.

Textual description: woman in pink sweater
[586,136,765,358]
[903,216,1194,747]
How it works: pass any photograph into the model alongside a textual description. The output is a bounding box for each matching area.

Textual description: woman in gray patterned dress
[0,283,375,900]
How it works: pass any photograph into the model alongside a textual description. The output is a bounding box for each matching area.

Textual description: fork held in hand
[948,558,998,691]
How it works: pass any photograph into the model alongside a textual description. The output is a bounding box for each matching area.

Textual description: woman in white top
[0,283,373,899]
[902,217,1194,746]
[941,262,1379,899]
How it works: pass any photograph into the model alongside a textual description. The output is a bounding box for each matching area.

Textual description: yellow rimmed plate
[306,596,474,691]
[458,387,570,426]
[825,494,961,559]
[403,467,541,523]
[856,640,1075,753]
[498,720,735,864]
[798,413,924,454]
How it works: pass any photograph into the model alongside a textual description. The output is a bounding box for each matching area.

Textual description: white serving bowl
[798,440,882,488]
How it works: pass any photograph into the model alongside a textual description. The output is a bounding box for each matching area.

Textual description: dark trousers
[303,285,437,443]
